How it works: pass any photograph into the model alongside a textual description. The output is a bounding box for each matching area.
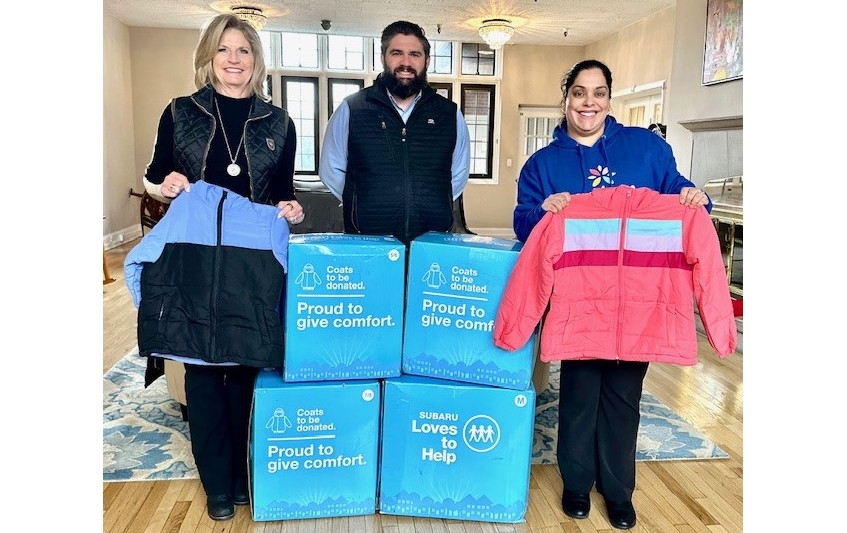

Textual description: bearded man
[319,20,471,245]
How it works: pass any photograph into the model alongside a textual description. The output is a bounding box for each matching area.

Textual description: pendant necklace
[214,97,246,177]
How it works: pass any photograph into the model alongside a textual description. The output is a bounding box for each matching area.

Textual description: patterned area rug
[103,352,727,482]
[532,364,728,464]
[103,353,197,481]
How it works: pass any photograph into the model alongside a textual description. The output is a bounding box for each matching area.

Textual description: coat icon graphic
[266,407,293,433]
[421,263,446,289]
[295,263,322,290]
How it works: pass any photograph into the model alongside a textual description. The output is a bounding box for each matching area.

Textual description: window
[430,82,452,100]
[328,78,364,115]
[280,33,318,68]
[461,85,495,179]
[428,41,454,74]
[460,44,496,76]
[327,35,365,70]
[372,38,382,72]
[523,114,558,156]
[281,77,319,174]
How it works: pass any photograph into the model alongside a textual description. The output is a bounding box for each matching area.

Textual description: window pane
[478,57,494,75]
[462,86,494,178]
[259,31,273,68]
[280,33,318,68]
[327,35,365,70]
[283,78,318,173]
[433,86,450,100]
[460,43,496,76]
[372,38,382,72]
[522,114,556,157]
[428,40,453,74]
[329,79,363,114]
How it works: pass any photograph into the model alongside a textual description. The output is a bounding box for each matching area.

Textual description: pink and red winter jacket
[493,186,737,365]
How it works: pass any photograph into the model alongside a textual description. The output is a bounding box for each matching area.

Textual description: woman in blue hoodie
[513,59,710,529]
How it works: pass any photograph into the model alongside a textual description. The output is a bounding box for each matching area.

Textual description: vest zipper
[191,95,216,181]
[243,106,272,202]
[402,126,410,241]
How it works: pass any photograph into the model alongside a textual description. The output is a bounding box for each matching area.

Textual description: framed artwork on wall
[702,0,743,85]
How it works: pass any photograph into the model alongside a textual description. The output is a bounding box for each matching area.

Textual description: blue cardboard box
[250,370,381,521]
[378,375,535,523]
[284,233,406,381]
[403,232,536,390]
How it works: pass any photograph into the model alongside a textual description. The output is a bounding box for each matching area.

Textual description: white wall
[103,14,138,243]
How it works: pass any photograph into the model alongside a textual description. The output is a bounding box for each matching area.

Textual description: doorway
[516,105,561,200]
[611,80,665,128]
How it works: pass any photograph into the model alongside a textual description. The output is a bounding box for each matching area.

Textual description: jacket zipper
[615,187,634,361]
[210,189,227,361]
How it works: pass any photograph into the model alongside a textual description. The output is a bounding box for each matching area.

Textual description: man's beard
[382,67,427,99]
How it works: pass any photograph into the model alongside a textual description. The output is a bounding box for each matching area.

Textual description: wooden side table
[103,246,116,285]
[103,215,116,285]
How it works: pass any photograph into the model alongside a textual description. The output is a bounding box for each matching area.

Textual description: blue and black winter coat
[124,181,289,375]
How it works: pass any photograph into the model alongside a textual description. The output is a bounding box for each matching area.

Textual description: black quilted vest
[171,85,290,205]
[343,79,457,245]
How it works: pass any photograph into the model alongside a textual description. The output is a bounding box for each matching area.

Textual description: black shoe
[561,490,591,519]
[206,494,235,521]
[606,500,636,530]
[233,479,249,506]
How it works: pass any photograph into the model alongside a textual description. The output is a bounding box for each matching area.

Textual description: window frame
[461,84,497,181]
[280,75,320,176]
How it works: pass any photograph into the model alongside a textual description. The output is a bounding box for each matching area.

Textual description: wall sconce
[479,18,515,50]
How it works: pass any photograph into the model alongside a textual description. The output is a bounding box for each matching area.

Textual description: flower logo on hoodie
[587,165,616,188]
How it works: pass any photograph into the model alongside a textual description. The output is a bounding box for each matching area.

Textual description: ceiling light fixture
[479,18,514,50]
[232,6,267,31]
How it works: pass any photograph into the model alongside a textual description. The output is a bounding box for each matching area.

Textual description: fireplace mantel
[678,115,742,132]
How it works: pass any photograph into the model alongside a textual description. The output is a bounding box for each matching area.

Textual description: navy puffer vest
[343,80,457,245]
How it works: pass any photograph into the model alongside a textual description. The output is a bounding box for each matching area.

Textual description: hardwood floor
[103,238,743,533]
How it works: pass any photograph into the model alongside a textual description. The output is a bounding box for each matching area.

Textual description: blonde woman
[138,14,301,521]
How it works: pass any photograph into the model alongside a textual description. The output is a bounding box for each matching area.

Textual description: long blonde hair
[193,14,268,100]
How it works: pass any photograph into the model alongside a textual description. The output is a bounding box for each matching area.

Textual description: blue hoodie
[513,116,710,242]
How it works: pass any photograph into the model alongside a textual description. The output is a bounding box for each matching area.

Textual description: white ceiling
[104,0,677,47]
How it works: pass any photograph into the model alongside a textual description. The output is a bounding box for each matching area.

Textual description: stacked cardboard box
[250,232,537,524]
[251,372,381,520]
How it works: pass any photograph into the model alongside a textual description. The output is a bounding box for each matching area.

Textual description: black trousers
[183,363,259,497]
[556,359,649,502]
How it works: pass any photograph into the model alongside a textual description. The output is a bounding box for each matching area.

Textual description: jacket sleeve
[685,207,737,357]
[123,222,168,309]
[494,211,561,351]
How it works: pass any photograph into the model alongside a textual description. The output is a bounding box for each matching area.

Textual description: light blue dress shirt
[319,89,471,202]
